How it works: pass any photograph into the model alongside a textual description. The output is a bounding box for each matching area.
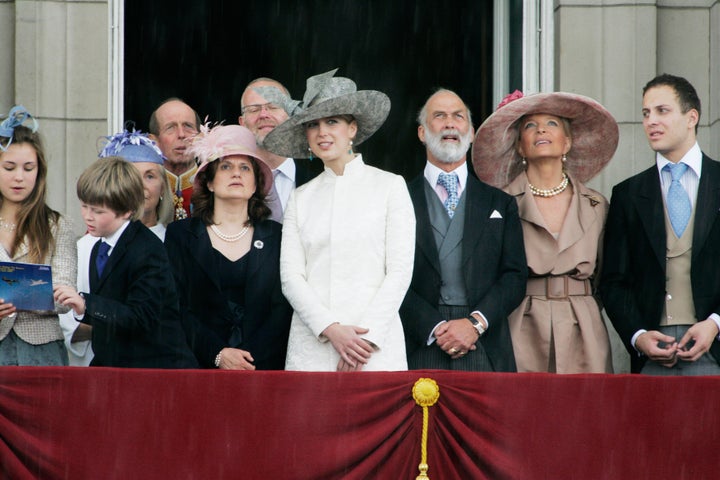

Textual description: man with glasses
[149,98,201,220]
[239,78,317,219]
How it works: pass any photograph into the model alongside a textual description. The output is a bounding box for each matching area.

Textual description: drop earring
[562,154,567,163]
[521,157,527,167]
[308,146,314,161]
[348,140,354,156]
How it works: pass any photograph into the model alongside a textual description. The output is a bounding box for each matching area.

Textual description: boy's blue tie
[95,241,110,277]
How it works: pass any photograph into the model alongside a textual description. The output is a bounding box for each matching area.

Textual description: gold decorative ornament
[412,378,440,480]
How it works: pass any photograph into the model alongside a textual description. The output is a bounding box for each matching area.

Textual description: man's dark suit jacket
[84,221,198,368]
[294,161,319,188]
[600,154,720,372]
[400,173,528,372]
[165,217,292,369]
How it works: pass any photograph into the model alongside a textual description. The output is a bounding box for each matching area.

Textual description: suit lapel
[89,238,102,292]
[187,218,223,292]
[461,177,491,266]
[409,176,441,274]
[557,179,603,253]
[692,155,720,259]
[95,222,138,291]
[633,167,666,267]
[246,222,276,280]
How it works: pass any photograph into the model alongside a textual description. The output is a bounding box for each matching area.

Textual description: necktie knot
[664,162,688,181]
[437,172,459,218]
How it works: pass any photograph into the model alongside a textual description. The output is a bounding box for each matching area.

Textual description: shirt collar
[424,161,468,190]
[101,220,131,249]
[274,157,296,182]
[656,142,702,178]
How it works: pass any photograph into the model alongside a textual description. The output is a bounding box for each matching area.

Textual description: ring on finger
[449,347,458,354]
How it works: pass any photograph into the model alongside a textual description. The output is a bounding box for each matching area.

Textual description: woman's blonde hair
[150,163,174,226]
[77,157,144,221]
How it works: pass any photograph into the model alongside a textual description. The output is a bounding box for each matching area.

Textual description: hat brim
[262,91,391,159]
[472,92,619,188]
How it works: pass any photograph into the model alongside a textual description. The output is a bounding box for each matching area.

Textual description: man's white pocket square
[490,210,503,219]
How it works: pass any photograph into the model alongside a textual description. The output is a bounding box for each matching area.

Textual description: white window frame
[493,0,554,104]
[108,0,124,134]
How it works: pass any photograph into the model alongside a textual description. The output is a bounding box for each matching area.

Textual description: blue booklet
[0,261,54,312]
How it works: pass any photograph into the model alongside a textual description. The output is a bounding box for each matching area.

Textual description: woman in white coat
[262,69,415,372]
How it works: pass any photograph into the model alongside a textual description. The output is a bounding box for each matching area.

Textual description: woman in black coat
[165,124,291,370]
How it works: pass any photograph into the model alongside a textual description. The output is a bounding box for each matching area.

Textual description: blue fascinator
[0,106,39,152]
[99,127,166,165]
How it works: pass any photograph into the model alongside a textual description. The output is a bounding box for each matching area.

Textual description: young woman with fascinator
[0,106,77,366]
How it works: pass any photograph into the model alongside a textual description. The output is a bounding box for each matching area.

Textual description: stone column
[7,0,109,236]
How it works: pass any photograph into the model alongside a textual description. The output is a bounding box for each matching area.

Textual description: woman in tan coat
[472,92,618,373]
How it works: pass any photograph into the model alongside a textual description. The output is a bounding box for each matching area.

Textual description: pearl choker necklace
[0,217,16,231]
[528,173,569,198]
[210,224,250,242]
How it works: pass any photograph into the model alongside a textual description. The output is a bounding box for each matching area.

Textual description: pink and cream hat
[472,91,619,188]
[188,124,273,195]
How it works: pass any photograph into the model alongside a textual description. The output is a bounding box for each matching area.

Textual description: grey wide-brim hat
[260,69,391,159]
[472,91,619,188]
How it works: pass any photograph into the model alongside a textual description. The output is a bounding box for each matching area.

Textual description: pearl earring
[562,154,567,163]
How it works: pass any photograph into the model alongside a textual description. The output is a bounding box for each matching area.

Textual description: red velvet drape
[1,368,718,479]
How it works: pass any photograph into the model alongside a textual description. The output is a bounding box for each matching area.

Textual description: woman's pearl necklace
[210,224,250,242]
[528,172,569,198]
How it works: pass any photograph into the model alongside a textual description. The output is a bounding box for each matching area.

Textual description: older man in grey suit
[400,89,527,371]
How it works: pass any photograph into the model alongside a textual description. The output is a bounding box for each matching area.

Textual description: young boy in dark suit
[54,157,197,368]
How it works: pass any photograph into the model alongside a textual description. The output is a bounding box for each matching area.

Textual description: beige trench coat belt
[525,276,591,300]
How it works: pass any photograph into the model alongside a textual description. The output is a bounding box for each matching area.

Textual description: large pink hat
[188,124,273,195]
[472,91,619,188]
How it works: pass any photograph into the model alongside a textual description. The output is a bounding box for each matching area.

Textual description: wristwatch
[467,315,486,337]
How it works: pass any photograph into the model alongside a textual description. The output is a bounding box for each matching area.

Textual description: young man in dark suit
[601,74,720,375]
[54,157,197,368]
[400,89,527,371]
